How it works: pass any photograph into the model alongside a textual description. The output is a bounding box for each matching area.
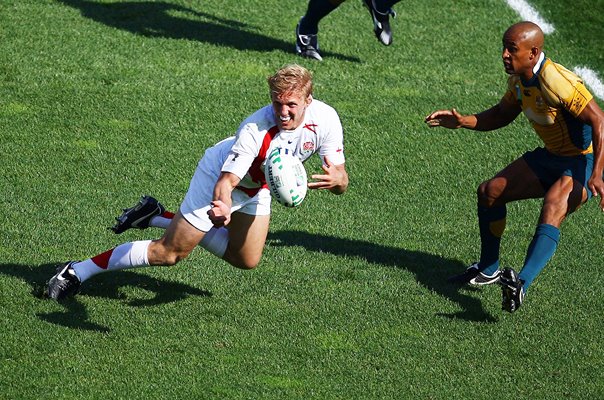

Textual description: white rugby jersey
[219,99,345,196]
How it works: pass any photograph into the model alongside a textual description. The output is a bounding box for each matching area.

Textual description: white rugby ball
[264,148,307,207]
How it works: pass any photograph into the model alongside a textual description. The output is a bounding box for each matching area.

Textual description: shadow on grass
[56,0,361,62]
[268,230,497,323]
[0,263,212,332]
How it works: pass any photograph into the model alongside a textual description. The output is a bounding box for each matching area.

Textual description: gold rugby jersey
[502,53,593,156]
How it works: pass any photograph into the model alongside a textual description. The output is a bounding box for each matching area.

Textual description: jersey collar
[521,52,546,87]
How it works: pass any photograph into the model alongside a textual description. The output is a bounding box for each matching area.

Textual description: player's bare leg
[451,157,545,286]
[502,174,588,312]
[147,212,206,266]
[110,196,270,269]
[478,157,545,207]
[539,175,587,227]
[223,213,270,270]
[47,211,206,300]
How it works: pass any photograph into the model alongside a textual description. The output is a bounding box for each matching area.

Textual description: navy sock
[300,0,340,34]
[477,205,506,275]
[519,224,560,291]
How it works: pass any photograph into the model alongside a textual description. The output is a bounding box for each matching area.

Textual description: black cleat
[47,261,81,300]
[111,195,165,234]
[363,0,396,46]
[447,262,501,286]
[295,18,323,61]
[500,267,525,313]
[470,267,501,286]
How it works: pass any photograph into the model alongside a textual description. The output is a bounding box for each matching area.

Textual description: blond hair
[267,64,313,98]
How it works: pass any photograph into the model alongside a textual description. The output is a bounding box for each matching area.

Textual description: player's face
[271,90,312,131]
[501,34,534,78]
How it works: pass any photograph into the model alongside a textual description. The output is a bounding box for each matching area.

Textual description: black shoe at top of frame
[500,267,525,313]
[111,195,165,234]
[363,0,397,46]
[447,262,501,286]
[295,19,323,61]
[47,261,81,301]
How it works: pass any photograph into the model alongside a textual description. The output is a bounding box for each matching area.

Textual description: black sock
[300,0,340,34]
[375,0,400,13]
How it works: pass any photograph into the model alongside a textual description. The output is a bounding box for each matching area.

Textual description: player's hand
[207,200,231,227]
[308,156,347,193]
[588,175,604,211]
[425,108,464,129]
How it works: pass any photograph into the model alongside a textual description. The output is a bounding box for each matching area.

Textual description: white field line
[573,67,604,101]
[504,0,604,100]
[505,0,555,34]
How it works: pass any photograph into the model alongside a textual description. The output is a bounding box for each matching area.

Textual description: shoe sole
[501,279,523,313]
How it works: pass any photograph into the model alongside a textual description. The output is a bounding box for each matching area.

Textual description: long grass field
[1,0,604,398]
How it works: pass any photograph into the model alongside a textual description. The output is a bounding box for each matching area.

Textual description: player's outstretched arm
[425,108,475,129]
[308,156,348,195]
[425,100,521,131]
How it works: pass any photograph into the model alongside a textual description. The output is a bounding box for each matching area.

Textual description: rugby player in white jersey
[48,64,349,300]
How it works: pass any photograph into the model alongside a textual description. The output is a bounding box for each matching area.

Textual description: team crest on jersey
[303,141,315,151]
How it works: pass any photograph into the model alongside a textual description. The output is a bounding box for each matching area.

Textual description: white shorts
[179,142,272,232]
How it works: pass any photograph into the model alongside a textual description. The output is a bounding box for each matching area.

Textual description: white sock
[72,240,151,283]
[149,215,172,229]
[199,227,229,258]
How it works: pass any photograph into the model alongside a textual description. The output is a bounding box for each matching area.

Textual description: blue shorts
[522,147,594,198]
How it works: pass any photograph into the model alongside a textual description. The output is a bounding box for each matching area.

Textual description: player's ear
[306,94,313,105]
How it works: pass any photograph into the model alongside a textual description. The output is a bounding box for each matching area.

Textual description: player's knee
[476,182,491,205]
[237,261,259,270]
[477,180,500,207]
[227,254,261,270]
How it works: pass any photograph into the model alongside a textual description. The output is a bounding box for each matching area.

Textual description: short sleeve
[318,108,345,165]
[221,124,260,179]
[540,62,594,117]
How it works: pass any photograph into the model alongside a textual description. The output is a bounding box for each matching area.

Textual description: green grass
[1,0,604,399]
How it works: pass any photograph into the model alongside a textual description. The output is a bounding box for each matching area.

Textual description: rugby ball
[264,148,307,207]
